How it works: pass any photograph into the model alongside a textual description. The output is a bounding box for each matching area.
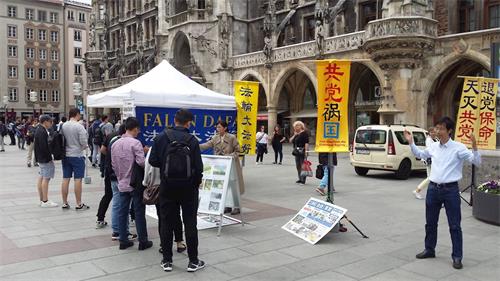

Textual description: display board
[282,197,347,245]
[199,155,234,215]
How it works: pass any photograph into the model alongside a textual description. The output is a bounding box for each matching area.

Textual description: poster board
[282,197,347,245]
[122,98,136,119]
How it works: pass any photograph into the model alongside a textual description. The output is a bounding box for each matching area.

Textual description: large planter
[473,190,500,226]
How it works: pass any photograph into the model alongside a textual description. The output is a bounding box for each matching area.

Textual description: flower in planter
[477,180,500,195]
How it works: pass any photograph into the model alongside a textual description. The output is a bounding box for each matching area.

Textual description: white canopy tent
[87,60,235,110]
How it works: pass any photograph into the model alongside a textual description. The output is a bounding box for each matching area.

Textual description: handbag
[315,165,324,179]
[300,160,313,177]
[143,185,159,205]
[292,147,305,156]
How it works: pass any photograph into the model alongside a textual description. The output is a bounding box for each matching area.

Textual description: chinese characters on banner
[234,81,259,155]
[315,60,351,152]
[455,77,498,150]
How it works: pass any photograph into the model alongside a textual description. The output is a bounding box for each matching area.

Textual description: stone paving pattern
[0,143,498,280]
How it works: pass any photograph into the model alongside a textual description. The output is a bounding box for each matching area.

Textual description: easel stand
[460,164,475,206]
[326,153,369,239]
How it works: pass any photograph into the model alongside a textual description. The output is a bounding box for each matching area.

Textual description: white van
[349,124,428,179]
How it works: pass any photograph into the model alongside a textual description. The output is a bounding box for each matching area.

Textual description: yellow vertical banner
[315,60,351,152]
[234,81,259,155]
[455,77,481,148]
[477,78,497,150]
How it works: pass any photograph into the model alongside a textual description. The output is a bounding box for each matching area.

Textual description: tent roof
[87,60,235,110]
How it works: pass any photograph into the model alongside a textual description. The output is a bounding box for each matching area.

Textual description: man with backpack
[34,115,58,207]
[90,117,102,168]
[111,117,152,251]
[149,109,205,273]
[60,108,89,210]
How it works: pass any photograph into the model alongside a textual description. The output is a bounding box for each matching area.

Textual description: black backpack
[93,124,104,145]
[50,124,66,160]
[163,130,194,184]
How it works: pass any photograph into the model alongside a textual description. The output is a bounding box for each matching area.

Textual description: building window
[74,30,82,41]
[8,88,18,102]
[67,10,74,21]
[7,25,17,38]
[39,68,47,80]
[38,10,47,22]
[459,0,475,32]
[489,4,500,28]
[50,31,58,42]
[359,0,382,30]
[39,29,46,41]
[26,28,34,40]
[74,64,82,75]
[51,50,58,61]
[8,66,17,78]
[26,67,35,79]
[51,90,60,102]
[25,8,34,20]
[8,45,17,57]
[26,48,35,59]
[39,49,47,60]
[26,88,33,101]
[74,47,82,58]
[51,69,58,80]
[8,6,17,18]
[50,12,58,23]
[78,12,86,23]
[39,90,48,102]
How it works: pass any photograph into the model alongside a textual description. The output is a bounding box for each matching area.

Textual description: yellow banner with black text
[234,81,259,155]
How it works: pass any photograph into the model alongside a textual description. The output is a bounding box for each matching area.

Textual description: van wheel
[354,167,369,176]
[395,159,411,180]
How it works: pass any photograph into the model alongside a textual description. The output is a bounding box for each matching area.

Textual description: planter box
[473,190,500,226]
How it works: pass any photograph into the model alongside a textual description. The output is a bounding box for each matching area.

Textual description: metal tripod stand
[460,164,475,206]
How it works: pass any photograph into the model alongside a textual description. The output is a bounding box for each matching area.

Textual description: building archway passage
[172,32,192,73]
[427,58,489,128]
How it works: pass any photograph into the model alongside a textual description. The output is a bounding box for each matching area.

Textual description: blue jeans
[111,180,121,234]
[118,188,148,243]
[425,182,462,259]
[319,166,328,188]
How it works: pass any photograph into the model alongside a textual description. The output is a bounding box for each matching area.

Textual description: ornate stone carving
[314,1,327,58]
[219,13,230,68]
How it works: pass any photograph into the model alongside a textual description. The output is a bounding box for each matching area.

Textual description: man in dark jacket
[34,115,58,207]
[149,109,205,273]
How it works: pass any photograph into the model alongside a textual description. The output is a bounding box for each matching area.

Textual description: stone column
[267,106,277,134]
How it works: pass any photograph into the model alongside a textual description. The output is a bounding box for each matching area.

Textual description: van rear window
[394,131,427,146]
[355,130,386,144]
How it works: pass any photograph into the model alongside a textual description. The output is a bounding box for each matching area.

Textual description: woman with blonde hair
[290,121,309,185]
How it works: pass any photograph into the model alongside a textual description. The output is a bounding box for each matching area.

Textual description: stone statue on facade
[136,45,144,75]
[89,14,96,48]
[315,20,325,58]
[219,13,230,68]
[137,21,144,44]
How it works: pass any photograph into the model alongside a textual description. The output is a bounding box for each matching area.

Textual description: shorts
[39,161,55,179]
[62,156,85,179]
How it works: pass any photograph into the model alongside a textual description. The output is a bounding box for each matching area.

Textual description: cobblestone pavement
[0,142,498,280]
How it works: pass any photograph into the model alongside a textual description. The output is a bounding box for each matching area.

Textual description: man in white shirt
[404,116,481,270]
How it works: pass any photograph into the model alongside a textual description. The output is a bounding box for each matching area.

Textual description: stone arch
[238,69,269,103]
[271,62,317,107]
[171,31,192,68]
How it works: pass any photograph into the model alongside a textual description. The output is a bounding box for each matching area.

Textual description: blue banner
[135,107,236,152]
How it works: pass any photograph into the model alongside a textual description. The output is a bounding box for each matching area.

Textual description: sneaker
[161,260,173,272]
[130,219,135,227]
[75,203,90,210]
[96,221,108,229]
[413,190,424,200]
[61,203,70,209]
[138,240,153,250]
[111,233,119,241]
[40,201,58,208]
[34,163,39,167]
[316,187,326,196]
[27,163,31,167]
[295,180,302,184]
[187,260,205,272]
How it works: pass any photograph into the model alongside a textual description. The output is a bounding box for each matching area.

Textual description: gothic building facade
[85,0,499,142]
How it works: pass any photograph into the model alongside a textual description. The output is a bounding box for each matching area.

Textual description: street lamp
[29,91,38,118]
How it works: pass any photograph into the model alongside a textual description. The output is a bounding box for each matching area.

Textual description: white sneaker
[413,190,424,200]
[40,201,59,208]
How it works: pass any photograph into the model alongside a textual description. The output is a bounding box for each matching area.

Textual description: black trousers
[294,154,306,183]
[160,192,199,263]
[256,143,265,162]
[273,144,283,163]
[9,132,15,145]
[155,203,183,246]
[96,175,112,221]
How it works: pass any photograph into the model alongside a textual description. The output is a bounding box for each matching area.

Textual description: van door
[369,130,388,164]
[353,129,372,163]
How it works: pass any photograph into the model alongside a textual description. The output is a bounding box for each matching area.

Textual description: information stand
[198,155,243,236]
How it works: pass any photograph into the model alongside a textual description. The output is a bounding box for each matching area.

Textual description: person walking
[0,120,7,152]
[316,152,337,195]
[255,125,268,164]
[150,109,205,272]
[7,120,16,145]
[90,117,102,168]
[405,116,481,270]
[271,125,285,164]
[200,120,244,215]
[34,115,58,207]
[413,127,437,199]
[111,117,152,251]
[290,121,309,185]
[26,119,38,167]
[60,108,89,210]
[16,120,26,150]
